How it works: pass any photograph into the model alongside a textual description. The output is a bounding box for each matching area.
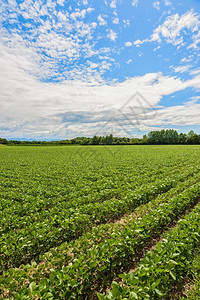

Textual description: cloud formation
[107,29,117,41]
[153,1,160,10]
[0,0,115,82]
[1,43,200,139]
[132,0,138,7]
[134,10,200,49]
[0,1,200,139]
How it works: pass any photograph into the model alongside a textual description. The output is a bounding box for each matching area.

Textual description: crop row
[1,170,197,280]
[1,146,188,216]
[1,164,187,234]
[3,170,197,282]
[1,181,200,299]
[179,252,200,300]
[1,146,199,230]
[1,167,194,270]
[40,171,200,270]
[2,147,198,270]
[99,202,200,299]
[0,175,189,275]
[1,156,195,236]
[40,170,200,267]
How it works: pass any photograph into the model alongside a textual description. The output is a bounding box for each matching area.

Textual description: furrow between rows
[1,170,189,269]
[1,181,200,299]
[100,202,200,299]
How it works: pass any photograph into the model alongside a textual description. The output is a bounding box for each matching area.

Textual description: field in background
[0,145,200,299]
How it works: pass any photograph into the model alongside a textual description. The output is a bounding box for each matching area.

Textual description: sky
[0,0,200,140]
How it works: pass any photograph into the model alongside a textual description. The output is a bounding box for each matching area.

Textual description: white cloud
[100,60,112,71]
[189,96,200,101]
[174,65,192,73]
[181,56,193,63]
[1,43,200,139]
[154,102,200,127]
[57,11,67,21]
[1,1,200,139]
[70,8,94,20]
[113,17,119,24]
[82,0,88,5]
[134,10,200,50]
[97,14,107,26]
[150,10,200,47]
[153,1,160,10]
[153,45,161,51]
[187,30,200,49]
[110,0,117,8]
[125,41,132,47]
[70,9,84,20]
[132,0,138,7]
[190,68,200,75]
[0,2,102,82]
[107,29,117,41]
[164,0,172,6]
[87,7,94,13]
[57,0,64,6]
[123,19,131,27]
[87,61,99,69]
[133,39,145,47]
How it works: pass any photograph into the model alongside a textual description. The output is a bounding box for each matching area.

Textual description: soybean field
[0,145,200,299]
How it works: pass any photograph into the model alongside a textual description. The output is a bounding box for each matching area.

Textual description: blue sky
[0,0,200,140]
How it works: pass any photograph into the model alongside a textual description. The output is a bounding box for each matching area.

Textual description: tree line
[0,129,200,146]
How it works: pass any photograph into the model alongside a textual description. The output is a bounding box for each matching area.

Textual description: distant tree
[167,129,179,144]
[142,134,148,144]
[187,132,200,144]
[148,129,179,144]
[91,135,100,145]
[179,133,187,144]
[81,138,90,145]
[191,134,200,144]
[0,138,8,144]
[104,134,113,145]
[2,129,200,146]
[188,130,195,138]
[148,131,160,144]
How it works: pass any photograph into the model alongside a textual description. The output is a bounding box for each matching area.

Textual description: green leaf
[155,289,163,296]
[169,271,176,280]
[129,291,138,299]
[29,282,36,293]
[111,281,120,297]
[97,294,105,300]
[45,292,54,299]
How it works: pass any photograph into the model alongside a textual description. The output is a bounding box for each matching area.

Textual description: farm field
[0,145,200,299]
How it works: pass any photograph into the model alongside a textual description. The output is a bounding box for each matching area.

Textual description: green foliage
[2,146,198,269]
[1,129,200,145]
[100,203,200,299]
[185,277,200,299]
[1,146,200,299]
[179,254,200,299]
